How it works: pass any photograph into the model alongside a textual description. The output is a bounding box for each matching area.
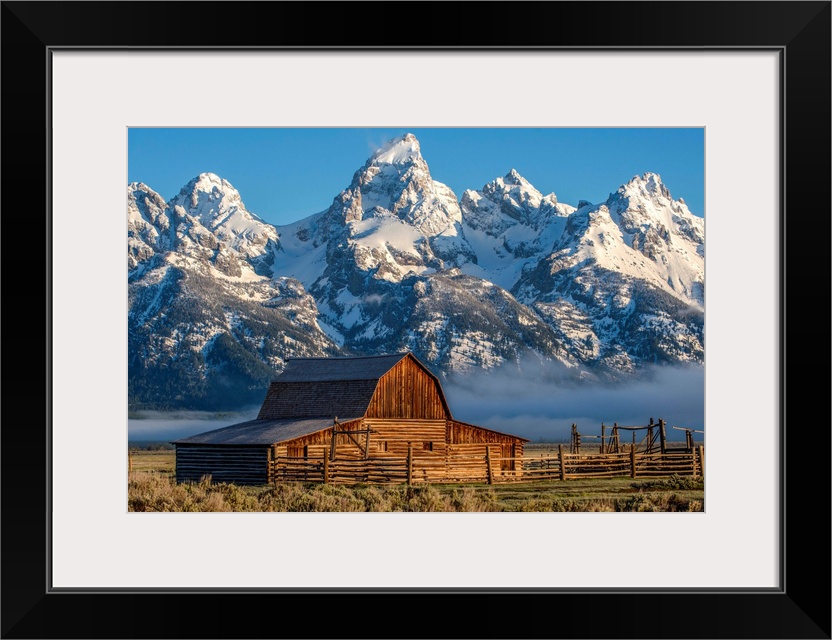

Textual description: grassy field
[129,449,175,473]
[128,449,703,512]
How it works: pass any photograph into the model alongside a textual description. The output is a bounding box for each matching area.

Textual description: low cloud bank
[128,407,259,442]
[443,360,704,442]
[127,362,705,444]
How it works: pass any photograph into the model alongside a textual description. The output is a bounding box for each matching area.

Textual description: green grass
[128,450,704,512]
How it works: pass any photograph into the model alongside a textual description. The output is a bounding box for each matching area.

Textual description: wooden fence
[270,445,704,485]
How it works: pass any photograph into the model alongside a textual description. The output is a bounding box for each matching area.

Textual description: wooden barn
[173,352,528,485]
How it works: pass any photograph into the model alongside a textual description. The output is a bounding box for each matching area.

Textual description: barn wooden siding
[271,419,362,459]
[276,419,448,461]
[176,445,269,485]
[365,357,449,420]
[274,418,526,469]
[364,418,447,457]
[176,422,527,486]
[274,419,527,482]
[448,419,525,470]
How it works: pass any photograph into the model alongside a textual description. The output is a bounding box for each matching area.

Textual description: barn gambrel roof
[257,352,446,419]
[256,353,417,421]
[174,352,449,446]
[272,353,411,383]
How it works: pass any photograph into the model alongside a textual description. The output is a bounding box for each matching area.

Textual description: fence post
[272,448,280,484]
[659,419,667,454]
[329,417,338,461]
[600,423,605,454]
[698,445,704,480]
[630,444,636,478]
[486,447,494,485]
[407,443,413,485]
[323,452,330,484]
[558,444,566,481]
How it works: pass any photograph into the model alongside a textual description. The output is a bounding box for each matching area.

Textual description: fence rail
[270,445,704,485]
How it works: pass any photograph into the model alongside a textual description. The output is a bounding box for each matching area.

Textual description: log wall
[447,420,525,471]
[363,418,447,459]
[275,418,450,463]
[175,445,269,485]
[442,443,497,483]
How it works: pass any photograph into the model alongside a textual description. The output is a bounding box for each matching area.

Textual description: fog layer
[442,361,705,442]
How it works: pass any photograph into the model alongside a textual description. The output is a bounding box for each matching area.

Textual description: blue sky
[128,128,704,226]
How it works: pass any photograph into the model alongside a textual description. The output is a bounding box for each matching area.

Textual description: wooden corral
[173,352,529,485]
[267,443,705,484]
[571,418,703,455]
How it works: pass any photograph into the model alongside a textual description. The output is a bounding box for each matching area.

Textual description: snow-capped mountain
[460,168,576,289]
[275,133,474,286]
[129,174,281,279]
[267,134,559,373]
[128,182,174,270]
[128,133,704,410]
[513,172,704,371]
[167,172,281,260]
[128,178,338,410]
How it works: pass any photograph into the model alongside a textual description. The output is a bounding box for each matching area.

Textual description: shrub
[614,492,702,512]
[632,474,704,491]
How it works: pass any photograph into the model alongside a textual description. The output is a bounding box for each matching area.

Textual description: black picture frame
[2,2,829,638]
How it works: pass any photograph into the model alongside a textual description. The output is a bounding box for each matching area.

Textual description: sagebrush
[129,472,702,512]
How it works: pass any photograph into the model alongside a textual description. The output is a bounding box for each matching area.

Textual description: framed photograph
[3,2,829,638]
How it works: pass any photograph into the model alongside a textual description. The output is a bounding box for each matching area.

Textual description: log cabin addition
[173,352,528,485]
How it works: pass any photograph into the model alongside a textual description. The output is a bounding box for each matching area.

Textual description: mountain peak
[484,169,539,198]
[185,172,237,193]
[371,133,422,165]
[128,181,157,195]
[504,168,530,186]
[626,172,670,198]
[175,173,246,213]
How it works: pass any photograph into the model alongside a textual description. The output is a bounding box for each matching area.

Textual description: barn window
[377,441,388,452]
[423,442,433,452]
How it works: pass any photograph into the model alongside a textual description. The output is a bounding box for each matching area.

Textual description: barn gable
[365,353,451,420]
[174,353,441,448]
[256,352,450,422]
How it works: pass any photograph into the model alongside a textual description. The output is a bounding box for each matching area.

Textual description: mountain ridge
[128,133,704,410]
